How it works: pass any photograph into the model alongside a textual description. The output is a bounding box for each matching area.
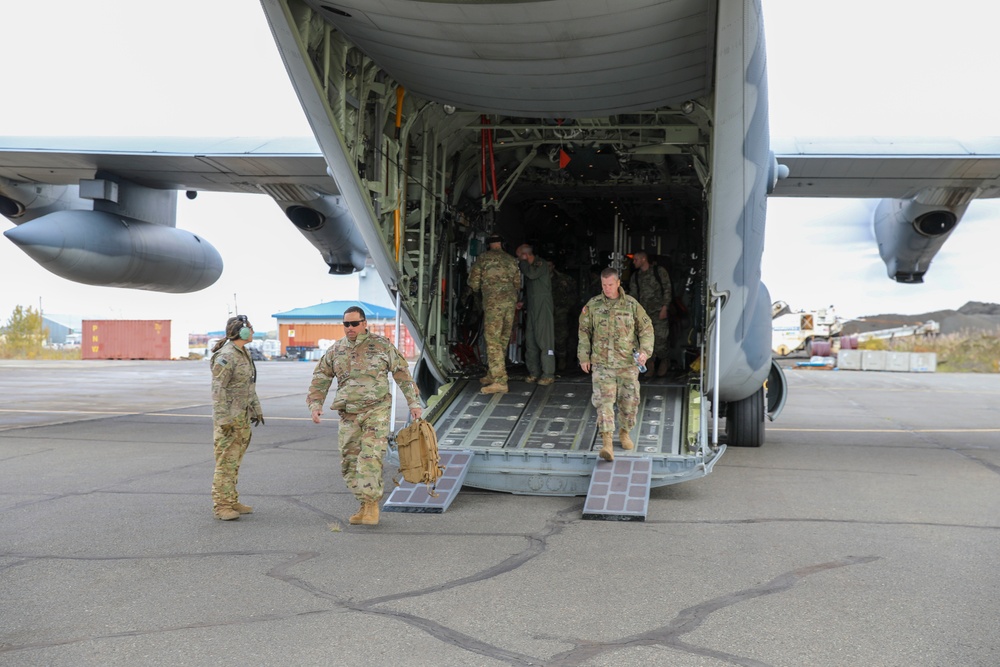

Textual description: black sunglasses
[343,319,366,328]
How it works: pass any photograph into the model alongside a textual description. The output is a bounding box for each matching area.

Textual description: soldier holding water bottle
[577,268,654,462]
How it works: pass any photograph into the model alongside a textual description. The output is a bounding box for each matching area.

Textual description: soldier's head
[227,315,254,342]
[485,234,504,250]
[342,306,367,341]
[632,251,649,271]
[516,244,535,263]
[212,315,253,353]
[600,268,621,299]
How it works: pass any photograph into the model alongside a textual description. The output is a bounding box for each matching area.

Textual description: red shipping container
[82,320,171,360]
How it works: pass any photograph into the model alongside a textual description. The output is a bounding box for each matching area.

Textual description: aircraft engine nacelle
[873,197,967,284]
[4,210,223,292]
[283,194,366,274]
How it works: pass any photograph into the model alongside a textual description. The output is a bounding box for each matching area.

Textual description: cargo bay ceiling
[309,0,717,117]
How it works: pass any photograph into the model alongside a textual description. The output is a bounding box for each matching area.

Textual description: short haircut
[517,243,534,255]
[343,305,366,320]
[600,267,619,280]
[633,250,648,261]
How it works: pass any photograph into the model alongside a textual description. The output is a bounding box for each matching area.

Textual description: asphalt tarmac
[1,360,998,666]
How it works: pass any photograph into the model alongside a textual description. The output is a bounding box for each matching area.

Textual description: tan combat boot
[348,502,366,525]
[599,432,615,461]
[232,502,253,514]
[479,376,494,385]
[360,500,380,526]
[619,428,634,450]
[214,506,240,521]
[537,377,555,386]
[481,382,508,394]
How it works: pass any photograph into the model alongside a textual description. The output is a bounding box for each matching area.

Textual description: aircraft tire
[725,387,765,447]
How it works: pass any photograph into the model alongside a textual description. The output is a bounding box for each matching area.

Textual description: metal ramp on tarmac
[427,377,690,498]
[382,450,473,513]
[582,457,653,521]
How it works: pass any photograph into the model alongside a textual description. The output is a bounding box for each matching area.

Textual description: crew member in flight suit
[210,315,264,521]
[516,243,556,385]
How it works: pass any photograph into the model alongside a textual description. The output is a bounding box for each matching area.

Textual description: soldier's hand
[580,362,591,374]
[638,353,648,366]
[409,407,422,421]
[311,409,323,424]
[250,414,264,427]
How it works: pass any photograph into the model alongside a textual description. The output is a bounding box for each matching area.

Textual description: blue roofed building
[272,300,415,359]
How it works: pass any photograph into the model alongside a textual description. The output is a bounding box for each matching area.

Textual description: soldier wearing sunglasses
[307,306,422,526]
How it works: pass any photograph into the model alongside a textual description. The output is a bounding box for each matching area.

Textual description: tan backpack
[392,418,445,496]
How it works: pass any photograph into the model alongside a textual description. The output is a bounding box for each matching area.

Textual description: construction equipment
[772,302,843,356]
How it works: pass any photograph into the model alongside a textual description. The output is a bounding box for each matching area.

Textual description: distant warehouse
[272,300,416,359]
[82,320,171,360]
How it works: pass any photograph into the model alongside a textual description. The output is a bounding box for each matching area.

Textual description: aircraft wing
[770,137,1000,283]
[0,136,331,193]
[0,136,368,290]
[771,137,1000,199]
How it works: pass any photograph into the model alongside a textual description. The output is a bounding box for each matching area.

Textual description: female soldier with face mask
[210,315,264,520]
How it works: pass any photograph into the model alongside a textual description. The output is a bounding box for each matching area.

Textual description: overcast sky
[1,0,999,350]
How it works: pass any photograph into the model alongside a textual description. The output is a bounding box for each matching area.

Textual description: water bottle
[633,351,647,373]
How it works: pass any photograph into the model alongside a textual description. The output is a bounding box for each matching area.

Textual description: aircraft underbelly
[430,378,720,496]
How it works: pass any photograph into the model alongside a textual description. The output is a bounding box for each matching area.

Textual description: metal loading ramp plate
[382,450,473,513]
[582,458,652,521]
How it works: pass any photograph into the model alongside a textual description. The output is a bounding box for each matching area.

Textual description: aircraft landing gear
[725,386,765,447]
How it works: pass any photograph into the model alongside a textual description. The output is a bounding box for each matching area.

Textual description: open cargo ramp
[429,377,722,497]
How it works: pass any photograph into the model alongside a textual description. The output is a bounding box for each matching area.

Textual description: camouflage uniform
[578,287,654,434]
[519,256,556,380]
[307,332,421,503]
[211,341,262,512]
[628,264,672,361]
[551,267,578,371]
[468,247,520,383]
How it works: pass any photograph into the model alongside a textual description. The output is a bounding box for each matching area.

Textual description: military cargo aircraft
[3,0,1000,500]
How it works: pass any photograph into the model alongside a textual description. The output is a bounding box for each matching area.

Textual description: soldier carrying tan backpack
[392,418,445,496]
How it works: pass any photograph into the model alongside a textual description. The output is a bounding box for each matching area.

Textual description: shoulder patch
[581,305,588,316]
[217,357,229,366]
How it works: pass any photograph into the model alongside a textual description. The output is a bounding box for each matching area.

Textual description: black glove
[250,414,265,427]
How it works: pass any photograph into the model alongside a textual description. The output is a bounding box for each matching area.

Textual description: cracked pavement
[1,360,998,666]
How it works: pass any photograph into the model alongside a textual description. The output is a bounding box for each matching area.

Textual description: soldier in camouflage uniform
[468,234,520,394]
[628,250,672,376]
[307,306,422,526]
[548,261,578,372]
[210,315,264,521]
[516,243,556,385]
[578,269,654,461]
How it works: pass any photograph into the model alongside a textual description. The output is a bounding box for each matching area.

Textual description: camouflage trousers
[212,416,251,510]
[483,297,516,383]
[650,315,670,359]
[590,365,640,433]
[553,307,570,367]
[338,402,392,502]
